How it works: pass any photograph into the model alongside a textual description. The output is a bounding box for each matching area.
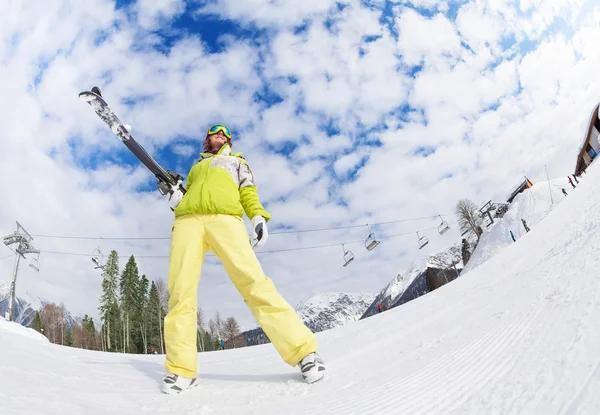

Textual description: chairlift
[416,231,429,250]
[364,224,380,251]
[92,247,104,269]
[437,215,450,235]
[342,244,354,267]
[29,252,40,272]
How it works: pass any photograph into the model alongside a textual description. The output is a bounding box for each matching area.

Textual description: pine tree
[32,311,42,332]
[84,316,97,350]
[99,250,120,351]
[66,327,74,347]
[120,255,141,353]
[147,281,163,354]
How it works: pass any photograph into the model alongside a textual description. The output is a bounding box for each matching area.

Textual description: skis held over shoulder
[78,86,186,194]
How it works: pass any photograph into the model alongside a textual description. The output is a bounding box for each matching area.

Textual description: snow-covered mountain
[462,177,570,275]
[295,292,376,332]
[0,283,46,326]
[361,243,463,319]
[243,292,376,346]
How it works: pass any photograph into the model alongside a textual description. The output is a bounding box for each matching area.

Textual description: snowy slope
[295,292,376,332]
[462,178,570,275]
[3,168,600,413]
[0,316,49,344]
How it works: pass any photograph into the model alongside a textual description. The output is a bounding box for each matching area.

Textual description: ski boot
[298,352,326,384]
[162,373,198,395]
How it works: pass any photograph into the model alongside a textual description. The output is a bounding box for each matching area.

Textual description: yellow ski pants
[164,213,317,379]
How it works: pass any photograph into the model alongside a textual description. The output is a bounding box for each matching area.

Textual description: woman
[158,124,325,394]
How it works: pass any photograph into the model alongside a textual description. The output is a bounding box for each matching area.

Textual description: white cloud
[196,0,343,28]
[334,151,364,177]
[455,2,508,55]
[395,8,462,68]
[134,0,186,31]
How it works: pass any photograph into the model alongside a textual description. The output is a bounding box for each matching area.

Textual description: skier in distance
[157,124,325,394]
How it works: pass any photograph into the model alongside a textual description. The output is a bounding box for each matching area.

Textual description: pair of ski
[78,87,185,194]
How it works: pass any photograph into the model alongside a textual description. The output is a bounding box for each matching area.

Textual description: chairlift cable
[36,223,455,259]
[29,213,458,240]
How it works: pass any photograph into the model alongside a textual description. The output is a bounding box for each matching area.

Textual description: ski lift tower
[479,200,495,227]
[3,222,40,322]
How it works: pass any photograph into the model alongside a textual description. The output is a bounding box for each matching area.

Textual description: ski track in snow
[3,171,600,413]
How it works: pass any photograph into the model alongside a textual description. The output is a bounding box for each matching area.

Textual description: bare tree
[456,199,484,240]
[197,308,206,352]
[222,317,242,348]
[155,278,169,354]
[208,318,218,339]
[59,302,66,345]
[216,311,225,339]
[155,278,169,312]
[40,303,67,345]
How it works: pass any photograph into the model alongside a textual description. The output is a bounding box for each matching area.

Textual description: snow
[0,316,48,344]
[0,282,11,298]
[462,177,570,275]
[2,167,600,413]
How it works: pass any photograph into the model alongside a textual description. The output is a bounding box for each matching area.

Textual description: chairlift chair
[416,231,429,250]
[437,215,450,235]
[92,247,104,269]
[29,252,40,272]
[364,224,380,251]
[342,244,354,267]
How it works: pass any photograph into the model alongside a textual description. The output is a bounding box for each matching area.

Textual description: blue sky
[2,0,600,329]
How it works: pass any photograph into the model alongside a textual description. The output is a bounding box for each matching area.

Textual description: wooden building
[574,103,600,175]
[506,177,534,204]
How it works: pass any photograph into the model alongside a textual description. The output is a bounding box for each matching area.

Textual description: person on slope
[157,124,325,395]
[521,219,530,233]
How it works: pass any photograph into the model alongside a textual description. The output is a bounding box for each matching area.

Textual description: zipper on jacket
[200,157,213,213]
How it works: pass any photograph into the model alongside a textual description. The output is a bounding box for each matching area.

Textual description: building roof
[574,103,600,174]
[506,177,532,203]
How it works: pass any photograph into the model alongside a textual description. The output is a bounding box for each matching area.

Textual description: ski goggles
[207,124,232,139]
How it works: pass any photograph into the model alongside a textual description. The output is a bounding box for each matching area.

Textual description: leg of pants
[205,214,317,367]
[164,214,208,378]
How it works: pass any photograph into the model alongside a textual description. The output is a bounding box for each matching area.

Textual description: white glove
[251,216,268,250]
[166,180,184,210]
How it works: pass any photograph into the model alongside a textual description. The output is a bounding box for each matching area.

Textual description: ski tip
[78,91,94,102]
[78,86,104,102]
[91,86,102,96]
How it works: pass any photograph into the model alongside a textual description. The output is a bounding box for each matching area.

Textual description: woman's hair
[203,136,232,154]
